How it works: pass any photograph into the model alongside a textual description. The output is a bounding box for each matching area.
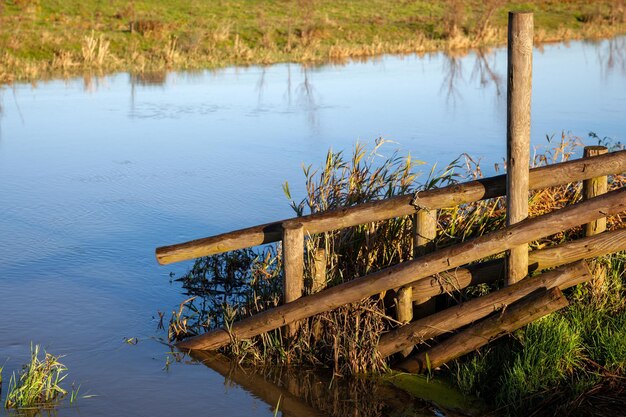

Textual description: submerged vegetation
[165,135,626,415]
[0,0,625,83]
[3,344,72,411]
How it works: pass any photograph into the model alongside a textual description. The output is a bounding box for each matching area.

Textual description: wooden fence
[155,12,626,372]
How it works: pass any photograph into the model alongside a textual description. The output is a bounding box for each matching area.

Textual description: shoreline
[3,27,625,87]
[0,1,624,84]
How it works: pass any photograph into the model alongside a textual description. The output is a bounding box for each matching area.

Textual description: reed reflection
[441,48,505,105]
[595,36,626,77]
[470,49,504,97]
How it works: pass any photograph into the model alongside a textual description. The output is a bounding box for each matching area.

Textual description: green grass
[4,344,69,411]
[452,254,626,415]
[0,0,624,83]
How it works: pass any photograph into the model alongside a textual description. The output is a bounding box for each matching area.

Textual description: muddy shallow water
[0,37,624,416]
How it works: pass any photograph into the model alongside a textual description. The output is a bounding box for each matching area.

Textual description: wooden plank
[527,228,626,269]
[175,188,626,351]
[377,261,589,358]
[409,227,626,303]
[283,221,304,336]
[156,150,626,265]
[395,287,569,373]
[506,11,533,285]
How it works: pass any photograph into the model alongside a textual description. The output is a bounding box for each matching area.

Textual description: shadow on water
[190,350,483,417]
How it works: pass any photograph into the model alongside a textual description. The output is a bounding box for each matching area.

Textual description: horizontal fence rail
[397,287,569,373]
[176,188,626,351]
[408,226,626,302]
[378,261,590,358]
[156,150,626,265]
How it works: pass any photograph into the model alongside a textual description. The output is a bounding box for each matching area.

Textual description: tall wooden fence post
[506,11,533,286]
[583,145,609,294]
[283,221,304,337]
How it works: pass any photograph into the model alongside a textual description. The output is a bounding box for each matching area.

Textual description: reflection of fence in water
[192,350,452,417]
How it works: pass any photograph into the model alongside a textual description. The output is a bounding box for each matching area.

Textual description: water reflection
[82,72,109,93]
[0,88,4,140]
[470,50,504,97]
[191,351,470,417]
[255,64,320,129]
[440,48,506,107]
[595,36,626,77]
[441,53,464,104]
[58,36,625,137]
[131,71,168,86]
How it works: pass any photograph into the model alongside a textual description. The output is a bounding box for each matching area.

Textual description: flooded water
[0,36,625,416]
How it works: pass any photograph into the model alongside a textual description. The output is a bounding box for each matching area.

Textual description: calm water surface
[0,37,625,416]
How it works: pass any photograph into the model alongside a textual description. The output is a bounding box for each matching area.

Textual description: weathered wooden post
[282,221,304,336]
[311,246,327,293]
[310,241,327,340]
[412,209,437,313]
[413,210,438,257]
[395,209,437,355]
[506,11,533,286]
[583,145,609,294]
[583,146,609,235]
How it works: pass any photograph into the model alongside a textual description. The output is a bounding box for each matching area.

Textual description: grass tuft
[4,344,69,410]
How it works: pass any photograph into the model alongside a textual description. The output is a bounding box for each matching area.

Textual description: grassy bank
[1,0,625,84]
